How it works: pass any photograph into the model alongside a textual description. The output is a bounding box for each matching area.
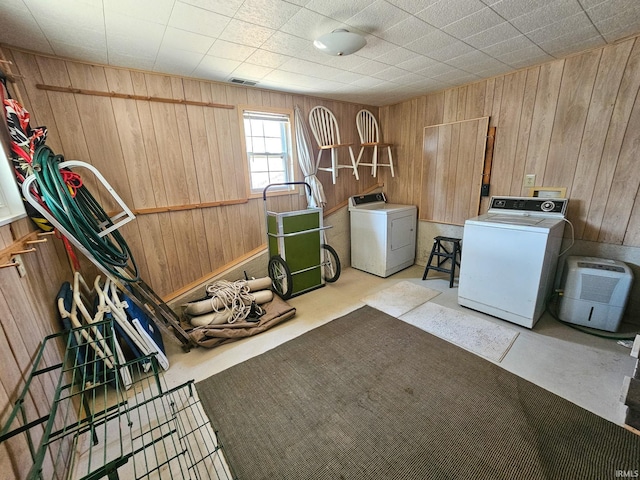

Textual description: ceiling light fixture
[313,29,366,56]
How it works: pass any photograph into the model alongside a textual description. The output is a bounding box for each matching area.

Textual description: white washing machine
[457,196,569,328]
[349,193,417,277]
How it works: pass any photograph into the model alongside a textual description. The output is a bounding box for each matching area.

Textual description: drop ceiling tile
[495,44,552,67]
[305,0,379,23]
[193,54,241,78]
[328,52,371,72]
[445,49,496,69]
[108,52,156,71]
[262,69,318,87]
[431,69,480,84]
[587,2,640,41]
[405,30,457,55]
[416,61,460,78]
[178,0,244,18]
[538,30,606,57]
[416,0,485,28]
[429,41,476,62]
[385,0,439,15]
[373,65,408,81]
[280,57,323,75]
[331,70,366,83]
[50,41,108,65]
[508,0,584,34]
[482,34,538,57]
[353,59,391,76]
[526,12,597,44]
[473,63,513,77]
[162,27,216,54]
[107,34,161,58]
[234,0,301,30]
[245,49,290,68]
[40,20,106,51]
[396,55,442,72]
[0,7,54,54]
[218,19,275,47]
[168,2,230,37]
[229,62,273,80]
[392,71,428,85]
[350,75,387,88]
[24,0,104,30]
[260,31,310,56]
[487,0,556,20]
[375,47,424,66]
[105,0,175,24]
[443,7,503,39]
[380,15,435,46]
[154,47,204,74]
[344,0,411,34]
[106,11,166,41]
[463,21,522,49]
[208,39,256,61]
[279,8,342,40]
[356,37,399,60]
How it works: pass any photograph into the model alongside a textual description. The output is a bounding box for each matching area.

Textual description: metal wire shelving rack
[0,320,235,479]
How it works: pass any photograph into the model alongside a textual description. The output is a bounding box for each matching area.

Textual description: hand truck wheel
[321,244,341,283]
[268,255,293,299]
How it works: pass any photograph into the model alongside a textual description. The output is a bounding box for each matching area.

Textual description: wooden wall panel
[420,117,489,225]
[4,47,380,297]
[381,36,640,248]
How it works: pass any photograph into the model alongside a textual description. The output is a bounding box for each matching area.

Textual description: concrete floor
[164,264,637,426]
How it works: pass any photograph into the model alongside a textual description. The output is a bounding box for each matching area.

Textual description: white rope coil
[203,280,263,323]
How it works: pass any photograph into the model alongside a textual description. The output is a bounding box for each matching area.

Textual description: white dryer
[349,193,417,277]
[458,196,568,328]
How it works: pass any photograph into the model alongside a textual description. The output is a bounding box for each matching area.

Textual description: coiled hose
[32,145,139,282]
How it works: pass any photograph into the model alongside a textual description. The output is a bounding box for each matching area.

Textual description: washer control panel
[488,196,568,217]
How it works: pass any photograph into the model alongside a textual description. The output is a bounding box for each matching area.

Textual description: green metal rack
[0,320,235,479]
[263,183,341,299]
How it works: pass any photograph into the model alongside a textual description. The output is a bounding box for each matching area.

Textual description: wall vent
[230,78,257,86]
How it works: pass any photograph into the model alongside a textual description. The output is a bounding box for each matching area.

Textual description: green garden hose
[32,145,139,282]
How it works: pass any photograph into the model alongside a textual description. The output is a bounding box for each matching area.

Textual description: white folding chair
[355,109,395,177]
[308,106,359,184]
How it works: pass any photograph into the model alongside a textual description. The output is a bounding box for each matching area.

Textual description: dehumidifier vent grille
[580,273,619,303]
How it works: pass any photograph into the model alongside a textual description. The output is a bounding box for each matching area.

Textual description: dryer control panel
[349,192,386,208]
[488,196,568,217]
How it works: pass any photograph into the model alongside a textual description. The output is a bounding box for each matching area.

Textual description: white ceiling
[1,0,639,106]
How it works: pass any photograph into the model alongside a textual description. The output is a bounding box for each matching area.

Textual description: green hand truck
[263,182,341,299]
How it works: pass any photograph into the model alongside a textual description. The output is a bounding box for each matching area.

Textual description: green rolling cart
[264,182,341,299]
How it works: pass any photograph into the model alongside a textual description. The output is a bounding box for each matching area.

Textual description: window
[242,109,294,194]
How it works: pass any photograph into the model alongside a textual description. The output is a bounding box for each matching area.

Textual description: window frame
[238,105,298,199]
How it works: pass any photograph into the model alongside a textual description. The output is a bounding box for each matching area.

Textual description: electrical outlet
[524,174,536,188]
[11,255,27,278]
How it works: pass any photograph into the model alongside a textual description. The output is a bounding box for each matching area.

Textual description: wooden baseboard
[163,245,267,302]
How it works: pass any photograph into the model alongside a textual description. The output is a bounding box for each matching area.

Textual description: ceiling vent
[230,78,257,86]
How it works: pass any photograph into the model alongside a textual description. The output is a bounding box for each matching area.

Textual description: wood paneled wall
[3,47,379,297]
[0,219,73,479]
[379,36,640,248]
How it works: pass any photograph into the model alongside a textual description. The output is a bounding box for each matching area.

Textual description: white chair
[355,109,395,177]
[308,106,359,184]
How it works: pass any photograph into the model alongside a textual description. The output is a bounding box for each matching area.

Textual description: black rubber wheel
[321,244,341,283]
[268,255,293,299]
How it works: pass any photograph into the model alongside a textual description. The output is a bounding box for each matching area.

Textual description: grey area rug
[197,306,640,480]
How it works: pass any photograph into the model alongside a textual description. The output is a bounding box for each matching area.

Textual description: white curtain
[294,105,326,209]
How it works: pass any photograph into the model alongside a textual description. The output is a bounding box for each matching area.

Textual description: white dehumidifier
[558,256,633,332]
